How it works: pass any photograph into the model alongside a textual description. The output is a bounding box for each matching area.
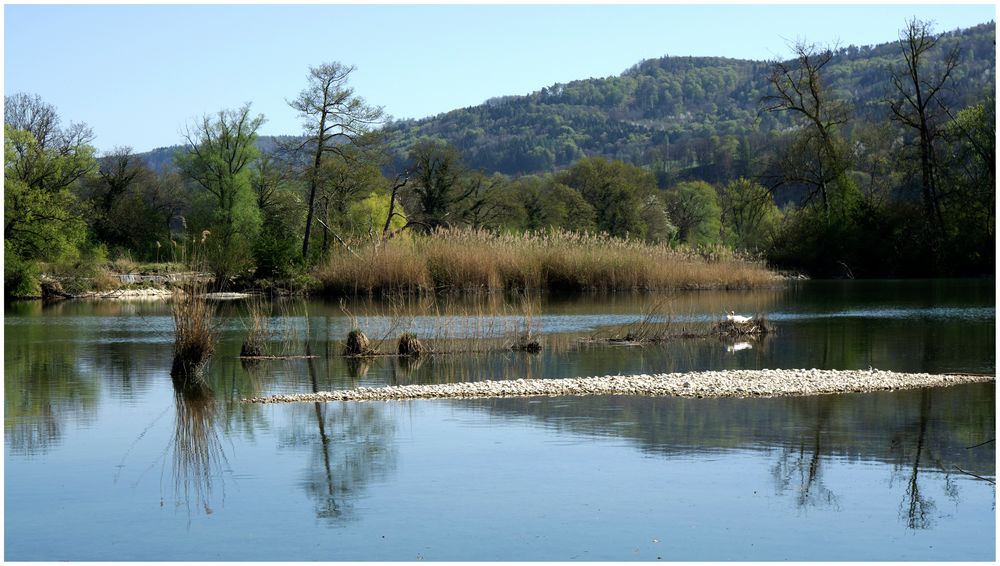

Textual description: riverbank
[245,369,994,403]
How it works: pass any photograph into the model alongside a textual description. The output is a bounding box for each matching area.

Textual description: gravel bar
[245,369,994,404]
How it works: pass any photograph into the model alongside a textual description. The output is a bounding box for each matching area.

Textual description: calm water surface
[4,279,995,560]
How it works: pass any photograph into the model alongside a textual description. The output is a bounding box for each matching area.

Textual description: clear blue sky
[4,2,995,153]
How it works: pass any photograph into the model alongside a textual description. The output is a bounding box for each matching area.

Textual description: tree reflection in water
[169,374,228,518]
[889,388,939,529]
[276,316,398,524]
[770,396,840,511]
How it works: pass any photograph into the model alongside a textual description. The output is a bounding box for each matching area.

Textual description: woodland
[4,20,995,299]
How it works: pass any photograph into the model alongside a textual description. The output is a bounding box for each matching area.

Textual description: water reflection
[169,374,227,517]
[467,381,995,530]
[258,303,402,524]
[4,328,100,455]
[4,280,995,552]
[900,390,935,529]
[771,396,840,510]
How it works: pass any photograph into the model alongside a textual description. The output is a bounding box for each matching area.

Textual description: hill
[383,22,995,179]
[140,23,994,183]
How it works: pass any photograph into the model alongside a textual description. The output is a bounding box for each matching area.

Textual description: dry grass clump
[343,328,376,356]
[239,295,270,357]
[315,227,776,296]
[171,284,218,381]
[397,332,424,357]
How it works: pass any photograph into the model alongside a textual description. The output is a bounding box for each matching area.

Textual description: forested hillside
[385,22,994,180]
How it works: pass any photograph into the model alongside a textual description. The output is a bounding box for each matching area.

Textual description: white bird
[726,310,752,324]
[727,342,753,353]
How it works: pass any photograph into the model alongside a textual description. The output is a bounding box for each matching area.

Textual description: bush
[253,233,299,279]
[4,247,40,299]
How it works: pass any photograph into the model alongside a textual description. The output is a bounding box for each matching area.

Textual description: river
[3,279,995,560]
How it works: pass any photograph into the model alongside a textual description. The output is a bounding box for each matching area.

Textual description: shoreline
[244,368,995,404]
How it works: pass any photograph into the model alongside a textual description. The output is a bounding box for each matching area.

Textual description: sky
[3,2,996,154]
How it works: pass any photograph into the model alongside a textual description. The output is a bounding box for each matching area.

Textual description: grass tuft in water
[170,281,217,381]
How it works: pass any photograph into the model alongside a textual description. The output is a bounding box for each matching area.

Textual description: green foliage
[79,155,187,260]
[175,104,265,282]
[318,149,388,231]
[556,156,660,239]
[719,177,781,251]
[252,232,300,280]
[185,183,262,281]
[385,23,994,179]
[506,176,596,232]
[347,192,407,236]
[4,241,40,298]
[4,123,93,266]
[663,180,722,246]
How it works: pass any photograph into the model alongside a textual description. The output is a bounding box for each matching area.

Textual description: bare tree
[888,18,959,236]
[4,92,61,149]
[289,62,385,259]
[762,42,854,221]
[95,146,144,213]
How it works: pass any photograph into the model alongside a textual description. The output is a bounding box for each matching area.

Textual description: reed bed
[315,228,778,296]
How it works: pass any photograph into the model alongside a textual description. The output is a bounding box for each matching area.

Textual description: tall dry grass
[239,295,270,357]
[315,227,777,296]
[170,282,218,380]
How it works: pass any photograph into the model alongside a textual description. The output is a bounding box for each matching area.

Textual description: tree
[719,177,781,251]
[556,156,656,239]
[937,97,996,273]
[249,150,304,278]
[4,94,96,296]
[888,18,959,237]
[407,139,474,231]
[78,146,160,252]
[663,180,722,246]
[463,173,518,230]
[289,62,385,258]
[314,147,387,250]
[347,192,407,240]
[762,42,857,222]
[175,103,265,281]
[4,93,96,199]
[638,193,676,242]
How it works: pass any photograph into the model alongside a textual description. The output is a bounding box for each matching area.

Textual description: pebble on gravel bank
[244,369,994,404]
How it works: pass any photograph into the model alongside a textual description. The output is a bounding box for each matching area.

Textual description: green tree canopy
[175,103,265,281]
[556,156,658,239]
[663,180,722,246]
[4,93,97,297]
[719,177,781,251]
